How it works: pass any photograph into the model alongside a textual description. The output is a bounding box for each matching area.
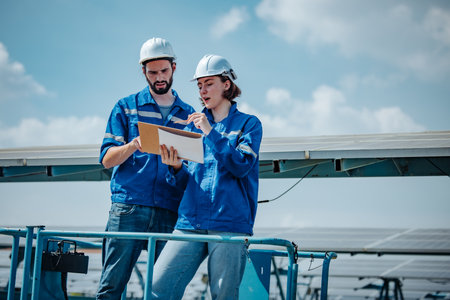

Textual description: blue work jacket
[167,103,263,235]
[100,87,195,213]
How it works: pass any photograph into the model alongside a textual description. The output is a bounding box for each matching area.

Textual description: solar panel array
[253,227,450,299]
[254,227,450,255]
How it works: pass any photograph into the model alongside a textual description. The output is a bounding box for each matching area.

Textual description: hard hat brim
[139,55,175,65]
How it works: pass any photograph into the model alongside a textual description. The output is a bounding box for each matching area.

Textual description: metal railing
[1,226,336,300]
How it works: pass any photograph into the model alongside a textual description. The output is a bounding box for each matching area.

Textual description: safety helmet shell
[192,54,237,81]
[139,37,176,65]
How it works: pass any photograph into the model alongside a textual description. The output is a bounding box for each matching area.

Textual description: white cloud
[339,73,407,92]
[240,85,425,137]
[374,107,424,133]
[255,0,450,80]
[0,42,52,101]
[266,87,292,105]
[0,116,106,148]
[211,7,249,39]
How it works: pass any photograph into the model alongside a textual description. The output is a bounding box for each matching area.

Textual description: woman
[152,54,263,299]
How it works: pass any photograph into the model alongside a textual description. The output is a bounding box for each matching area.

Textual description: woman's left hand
[160,144,182,171]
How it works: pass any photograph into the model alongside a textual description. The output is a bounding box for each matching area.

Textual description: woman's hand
[187,113,212,135]
[160,144,182,171]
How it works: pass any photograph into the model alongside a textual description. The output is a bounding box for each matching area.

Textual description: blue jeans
[96,203,178,300]
[152,229,249,300]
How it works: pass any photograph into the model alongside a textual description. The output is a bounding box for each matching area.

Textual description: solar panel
[253,227,450,255]
[1,131,449,181]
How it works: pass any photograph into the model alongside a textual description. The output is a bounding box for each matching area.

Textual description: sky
[0,0,449,229]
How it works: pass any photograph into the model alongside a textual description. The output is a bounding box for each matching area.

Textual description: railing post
[121,285,127,300]
[7,235,20,300]
[31,226,45,300]
[143,237,156,300]
[320,252,335,300]
[20,226,35,300]
[286,244,298,300]
[288,263,298,300]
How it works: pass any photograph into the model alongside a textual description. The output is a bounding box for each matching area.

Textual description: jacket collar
[138,86,190,111]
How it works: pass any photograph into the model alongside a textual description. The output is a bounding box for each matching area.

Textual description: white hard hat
[139,37,176,64]
[192,54,237,81]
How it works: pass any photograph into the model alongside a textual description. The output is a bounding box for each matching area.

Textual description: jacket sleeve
[165,163,190,192]
[204,116,263,178]
[99,101,129,164]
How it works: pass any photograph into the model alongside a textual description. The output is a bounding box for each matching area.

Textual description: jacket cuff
[204,128,221,150]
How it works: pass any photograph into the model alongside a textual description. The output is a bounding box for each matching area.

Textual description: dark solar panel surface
[253,227,450,255]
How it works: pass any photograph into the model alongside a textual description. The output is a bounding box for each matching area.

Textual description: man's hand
[132,136,143,152]
[102,136,143,169]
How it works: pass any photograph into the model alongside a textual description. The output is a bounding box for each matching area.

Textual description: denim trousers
[151,229,249,300]
[96,203,178,300]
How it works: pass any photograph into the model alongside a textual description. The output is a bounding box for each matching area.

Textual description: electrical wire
[258,164,318,204]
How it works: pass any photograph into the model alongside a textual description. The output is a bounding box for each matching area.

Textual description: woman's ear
[224,80,231,91]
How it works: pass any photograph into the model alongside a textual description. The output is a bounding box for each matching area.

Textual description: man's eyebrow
[148,67,169,72]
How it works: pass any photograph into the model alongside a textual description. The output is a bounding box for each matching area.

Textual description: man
[96,37,195,299]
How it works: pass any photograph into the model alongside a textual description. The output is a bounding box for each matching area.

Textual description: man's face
[143,59,175,95]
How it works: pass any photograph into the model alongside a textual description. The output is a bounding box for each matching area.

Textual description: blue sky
[0,0,449,228]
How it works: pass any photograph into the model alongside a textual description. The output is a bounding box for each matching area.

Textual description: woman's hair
[220,75,241,101]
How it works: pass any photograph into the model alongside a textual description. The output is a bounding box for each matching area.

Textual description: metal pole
[20,226,35,300]
[320,252,334,300]
[31,226,45,300]
[143,237,156,300]
[286,262,298,300]
[7,235,20,300]
[121,285,127,300]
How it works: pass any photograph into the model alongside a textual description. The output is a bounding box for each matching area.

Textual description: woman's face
[197,76,230,110]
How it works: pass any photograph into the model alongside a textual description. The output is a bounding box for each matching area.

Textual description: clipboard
[137,121,204,163]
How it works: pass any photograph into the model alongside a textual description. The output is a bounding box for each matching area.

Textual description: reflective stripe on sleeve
[222,130,242,138]
[237,144,257,158]
[104,133,125,143]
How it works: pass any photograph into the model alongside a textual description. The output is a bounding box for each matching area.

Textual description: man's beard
[148,76,174,95]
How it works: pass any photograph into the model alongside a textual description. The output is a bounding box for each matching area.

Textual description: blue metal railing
[1,226,336,300]
[254,249,337,300]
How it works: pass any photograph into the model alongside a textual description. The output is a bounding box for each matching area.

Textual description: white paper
[158,128,204,164]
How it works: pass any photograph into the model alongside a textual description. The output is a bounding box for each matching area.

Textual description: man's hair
[219,75,241,101]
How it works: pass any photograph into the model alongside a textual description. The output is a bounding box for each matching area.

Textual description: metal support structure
[320,252,334,300]
[255,250,337,300]
[271,257,286,300]
[30,226,45,300]
[379,278,404,300]
[20,226,38,300]
[7,234,20,300]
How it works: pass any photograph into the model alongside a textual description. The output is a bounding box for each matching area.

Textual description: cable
[258,164,318,204]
